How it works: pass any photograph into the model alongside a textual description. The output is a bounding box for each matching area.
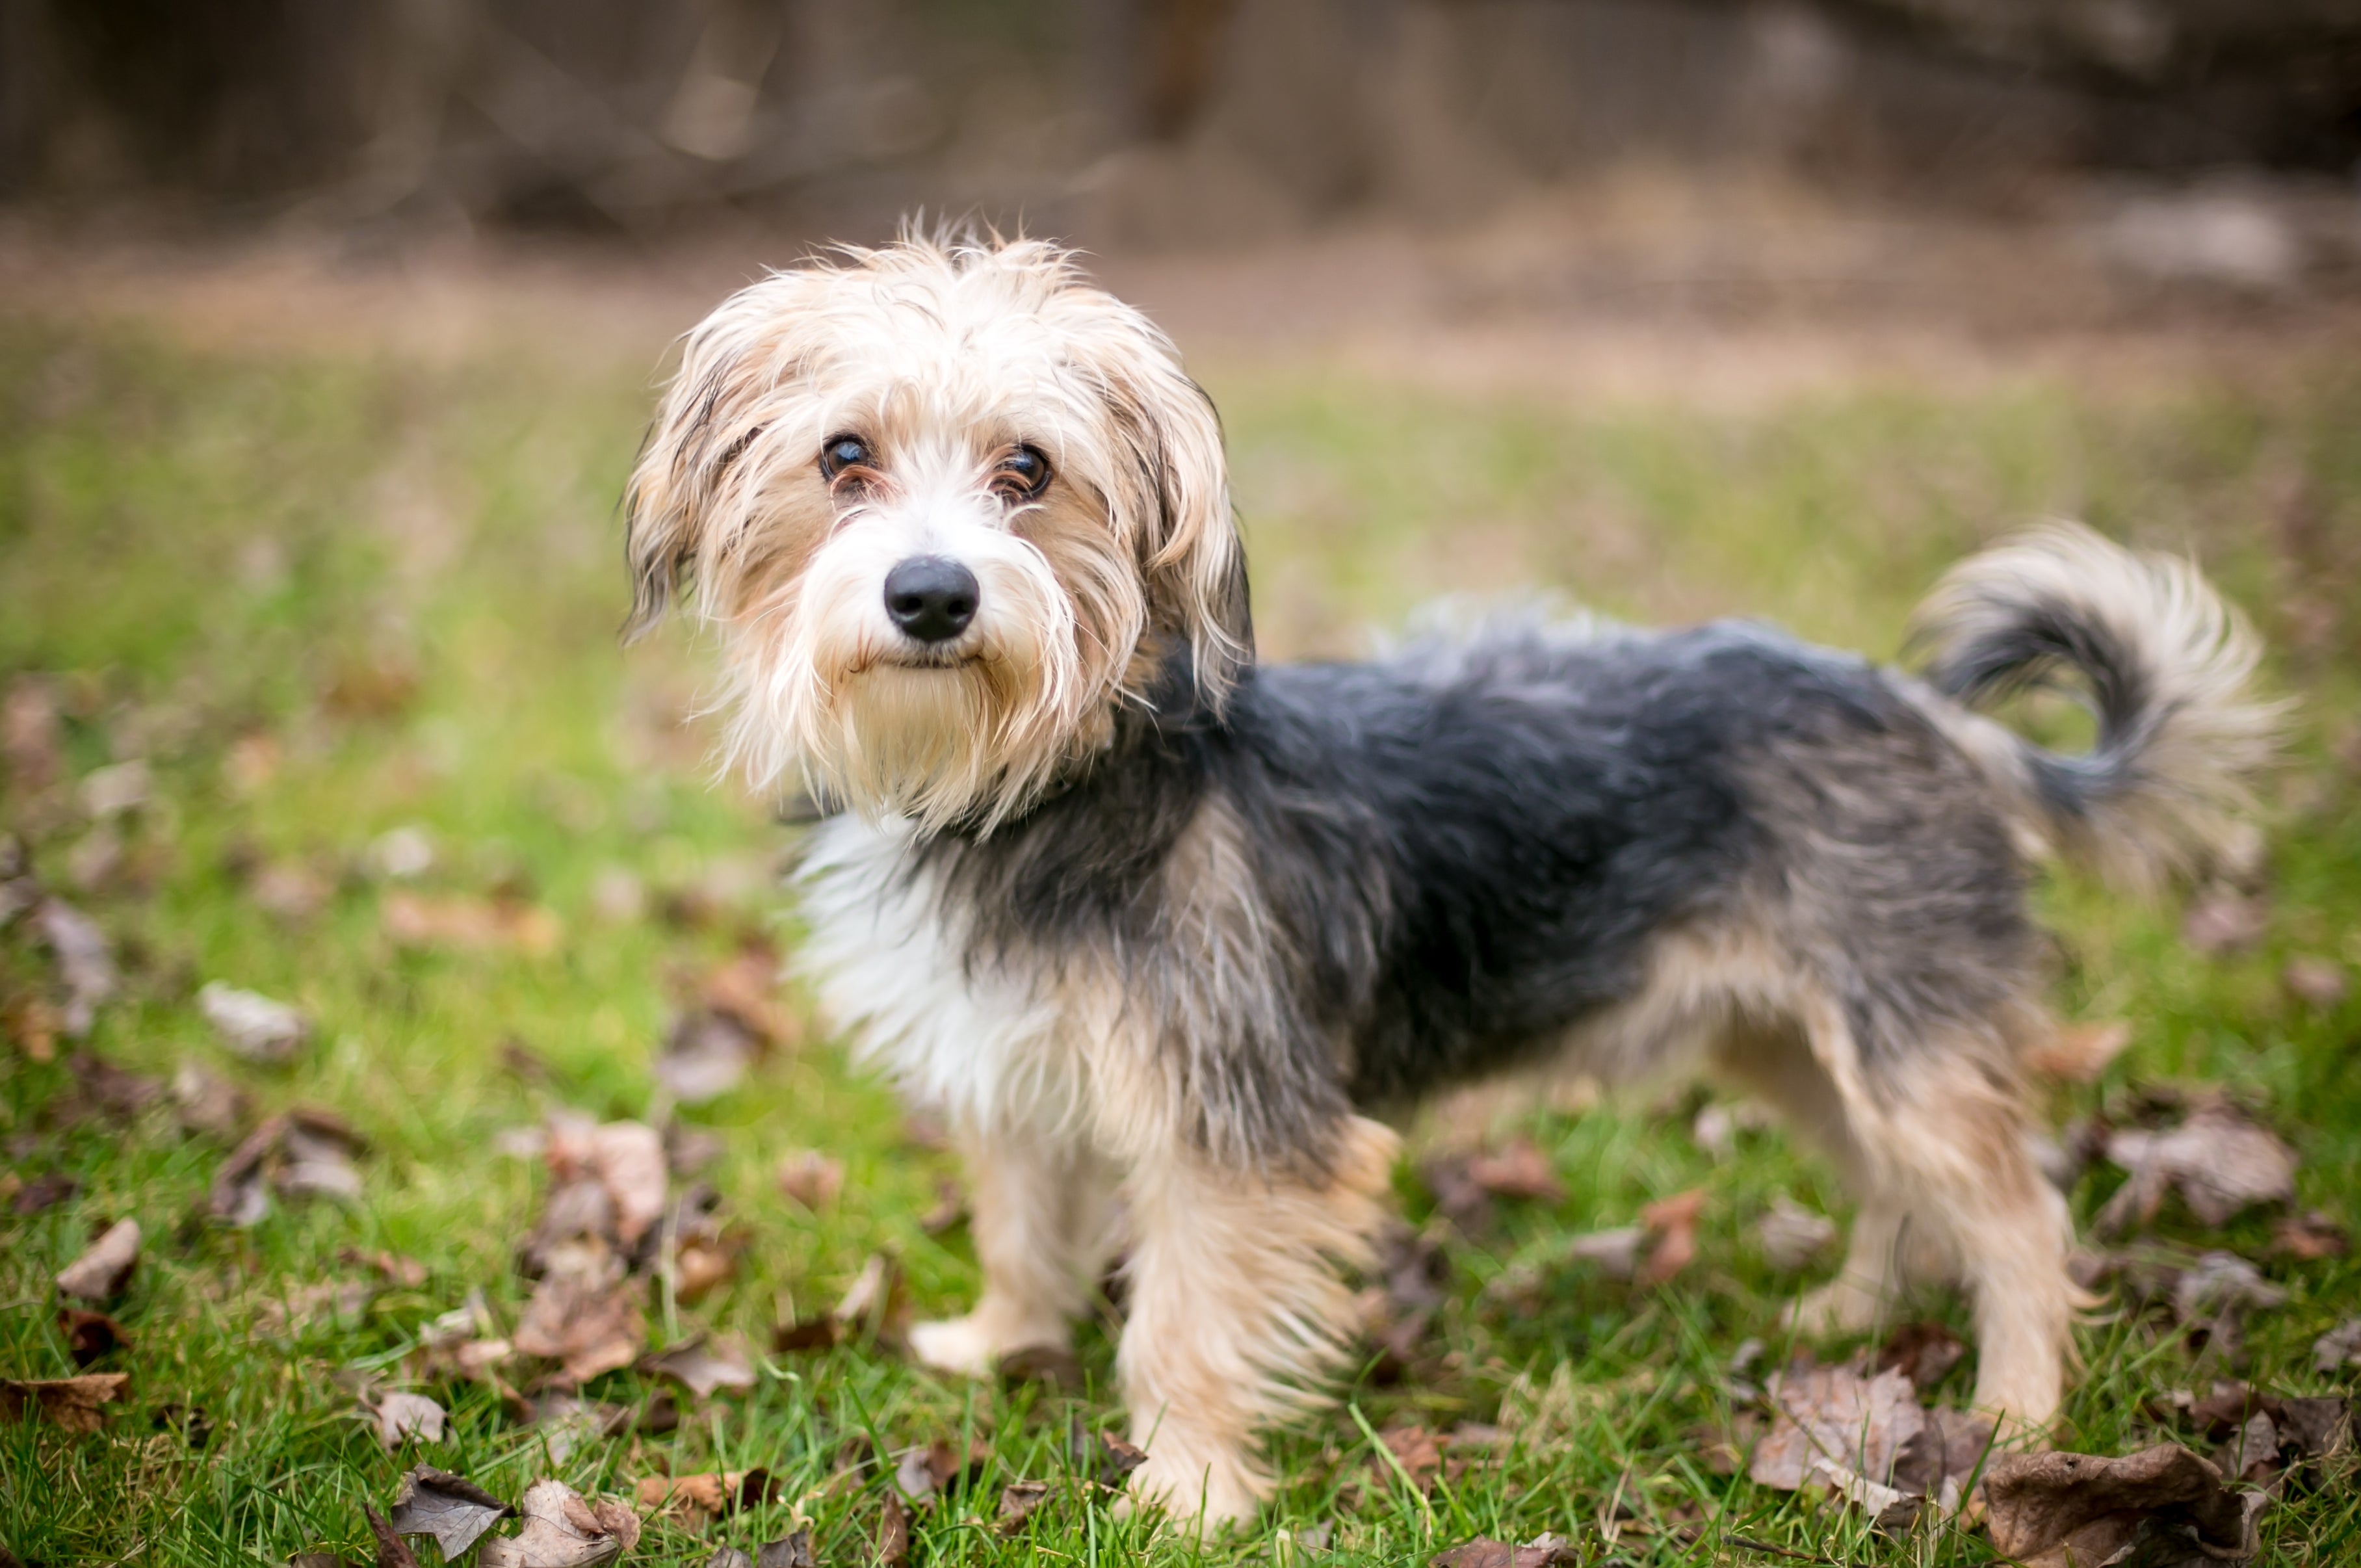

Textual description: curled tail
[1907,522,2281,892]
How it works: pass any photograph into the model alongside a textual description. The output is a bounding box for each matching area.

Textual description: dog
[623,233,2275,1524]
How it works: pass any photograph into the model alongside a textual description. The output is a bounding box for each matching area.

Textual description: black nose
[882,555,980,644]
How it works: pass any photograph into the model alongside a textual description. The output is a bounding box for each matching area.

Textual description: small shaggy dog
[625,234,2273,1524]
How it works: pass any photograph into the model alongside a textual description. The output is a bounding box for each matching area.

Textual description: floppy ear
[1106,353,1255,711]
[621,290,788,641]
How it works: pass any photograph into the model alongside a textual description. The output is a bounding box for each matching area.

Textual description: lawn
[1,295,2357,1567]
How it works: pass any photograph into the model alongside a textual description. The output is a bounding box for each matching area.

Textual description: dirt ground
[7,172,2360,405]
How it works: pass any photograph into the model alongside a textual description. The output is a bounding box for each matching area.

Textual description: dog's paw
[1783,1278,1884,1337]
[1118,1444,1265,1530]
[907,1315,1000,1378]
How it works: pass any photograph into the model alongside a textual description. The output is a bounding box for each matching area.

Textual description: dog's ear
[1104,352,1254,711]
[622,293,787,641]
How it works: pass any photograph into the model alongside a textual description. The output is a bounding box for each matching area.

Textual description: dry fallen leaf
[895,1437,988,1502]
[2183,889,2269,956]
[58,1307,130,1365]
[374,1391,448,1453]
[2026,1019,2133,1082]
[2282,956,2349,1008]
[67,1050,161,1119]
[698,943,800,1049]
[55,1218,140,1303]
[996,1480,1054,1534]
[341,1248,429,1289]
[642,1335,756,1400]
[477,1480,641,1568]
[36,898,117,1037]
[875,1493,912,1568]
[513,1261,646,1387]
[776,1149,845,1211]
[711,1534,817,1568]
[2102,1102,2299,1233]
[636,1469,780,1524]
[1372,1421,1444,1491]
[13,1171,76,1216]
[2271,1210,2348,1261]
[1755,1196,1836,1272]
[171,1060,248,1140]
[2312,1317,2361,1374]
[1464,1138,1565,1203]
[366,1504,427,1568]
[1984,1444,2264,1568]
[0,1372,129,1433]
[198,982,311,1065]
[383,891,560,956]
[390,1466,515,1559]
[1430,1536,1580,1568]
[773,1314,839,1353]
[1073,1424,1149,1488]
[1637,1188,1708,1287]
[1750,1363,1924,1493]
[656,1011,759,1104]
[1877,1322,1968,1392]
[831,1251,906,1344]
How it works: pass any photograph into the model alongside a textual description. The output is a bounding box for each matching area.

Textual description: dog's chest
[792,817,1074,1132]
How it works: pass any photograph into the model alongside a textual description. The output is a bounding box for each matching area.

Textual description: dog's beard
[724,525,1113,835]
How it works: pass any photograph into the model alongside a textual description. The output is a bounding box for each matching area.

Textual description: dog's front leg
[909,1122,1114,1377]
[1116,1115,1399,1528]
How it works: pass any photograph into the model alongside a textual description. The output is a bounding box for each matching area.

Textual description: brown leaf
[383,891,560,956]
[197,982,311,1065]
[2282,956,2349,1008]
[366,1504,427,1568]
[171,1060,248,1140]
[1755,1196,1836,1272]
[12,1171,77,1215]
[996,1480,1053,1534]
[373,1391,447,1453]
[1877,1322,1967,1392]
[390,1466,515,1559]
[55,1218,140,1302]
[1892,1407,1993,1501]
[1749,1364,1924,1491]
[0,1372,129,1433]
[776,1149,845,1211]
[2271,1210,2347,1260]
[917,1177,965,1236]
[3,674,63,792]
[514,1261,646,1385]
[1073,1423,1148,1488]
[1637,1187,1708,1287]
[874,1491,911,1568]
[699,945,800,1049]
[1431,1537,1580,1568]
[2183,889,2269,956]
[896,1437,989,1502]
[587,1121,667,1249]
[341,1248,429,1289]
[1984,1445,2265,1568]
[67,1051,161,1118]
[774,1314,839,1353]
[753,1532,817,1568]
[642,1334,756,1400]
[2312,1316,2361,1374]
[290,1552,356,1568]
[637,1469,780,1524]
[36,899,116,1037]
[2102,1103,2298,1231]
[1372,1422,1444,1491]
[673,1233,742,1305]
[57,1307,129,1365]
[2026,1019,2133,1082]
[477,1479,640,1567]
[1463,1138,1564,1203]
[832,1252,906,1344]
[657,1011,759,1104]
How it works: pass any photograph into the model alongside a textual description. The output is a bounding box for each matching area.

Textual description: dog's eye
[992,445,1052,500]
[819,434,873,479]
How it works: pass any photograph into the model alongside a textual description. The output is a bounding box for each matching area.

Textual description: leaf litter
[196,980,311,1065]
[389,1466,515,1558]
[0,1372,129,1433]
[55,1216,140,1301]
[2098,1097,2299,1235]
[476,1479,641,1567]
[1984,1445,2265,1568]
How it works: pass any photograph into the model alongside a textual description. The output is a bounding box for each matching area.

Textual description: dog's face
[627,238,1250,832]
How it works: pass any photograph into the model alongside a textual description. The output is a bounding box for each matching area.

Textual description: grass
[1,305,2357,1567]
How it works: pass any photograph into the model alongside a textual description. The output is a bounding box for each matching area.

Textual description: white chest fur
[792,817,1076,1136]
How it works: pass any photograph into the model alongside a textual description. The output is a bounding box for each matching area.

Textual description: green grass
[2,312,2357,1566]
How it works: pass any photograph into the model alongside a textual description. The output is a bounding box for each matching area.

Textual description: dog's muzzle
[883,555,980,644]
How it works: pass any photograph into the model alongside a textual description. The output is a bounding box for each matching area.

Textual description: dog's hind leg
[909,1124,1117,1378]
[1794,996,2077,1433]
[1115,1114,1399,1526]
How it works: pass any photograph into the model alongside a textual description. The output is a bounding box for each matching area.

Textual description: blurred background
[4,7,2360,1563]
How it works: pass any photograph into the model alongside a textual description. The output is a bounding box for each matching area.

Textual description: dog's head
[626,235,1249,834]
